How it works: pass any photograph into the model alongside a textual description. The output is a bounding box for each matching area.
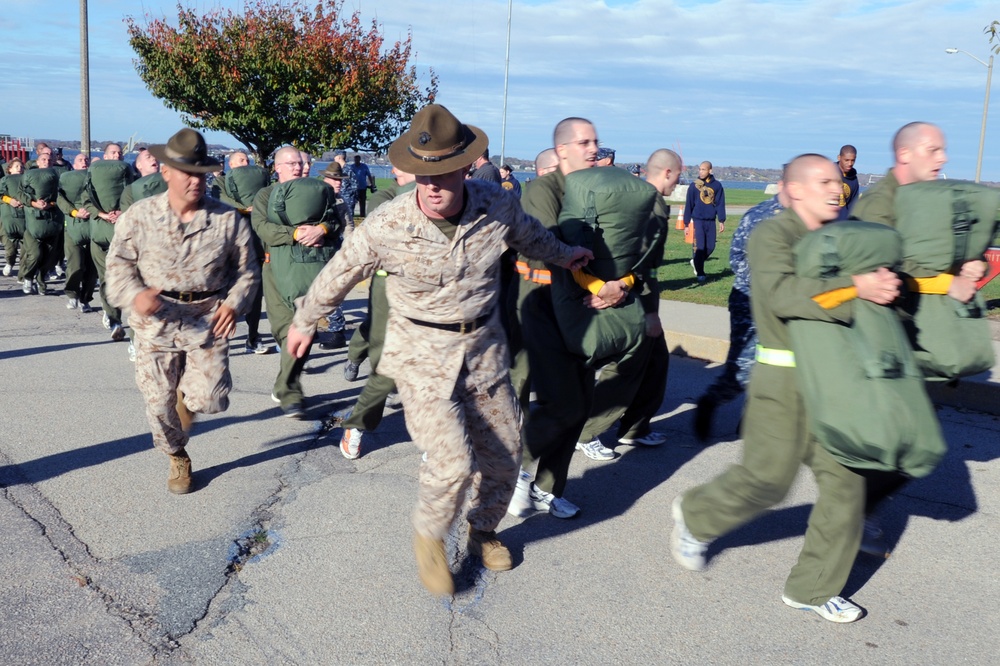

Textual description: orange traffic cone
[675,204,685,230]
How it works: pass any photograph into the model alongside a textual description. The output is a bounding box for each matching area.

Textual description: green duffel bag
[59,170,91,245]
[20,167,64,241]
[789,220,945,478]
[894,180,1000,380]
[120,172,167,212]
[266,178,343,307]
[551,166,660,368]
[87,160,134,248]
[1,174,27,240]
[225,165,271,209]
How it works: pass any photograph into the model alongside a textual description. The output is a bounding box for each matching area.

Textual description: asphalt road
[2,276,998,664]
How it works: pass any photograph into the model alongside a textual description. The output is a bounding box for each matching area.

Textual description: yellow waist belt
[755,345,796,367]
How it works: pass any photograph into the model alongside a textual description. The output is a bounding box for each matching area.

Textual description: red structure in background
[978,246,1000,289]
[0,135,31,163]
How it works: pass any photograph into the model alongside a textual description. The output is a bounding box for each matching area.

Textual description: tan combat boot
[468,529,513,571]
[167,449,193,495]
[413,532,453,596]
[176,389,195,433]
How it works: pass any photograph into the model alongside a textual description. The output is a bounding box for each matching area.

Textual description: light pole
[946,47,993,183]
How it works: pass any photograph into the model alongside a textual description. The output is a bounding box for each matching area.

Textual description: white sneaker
[102,312,111,330]
[506,469,535,518]
[576,438,615,461]
[110,324,126,342]
[529,484,579,519]
[128,342,136,363]
[2,264,11,277]
[340,428,362,459]
[619,430,668,447]
[66,297,79,310]
[690,258,697,276]
[22,279,32,294]
[782,595,864,623]
[671,495,710,571]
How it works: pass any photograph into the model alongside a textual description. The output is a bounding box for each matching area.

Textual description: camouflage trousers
[132,300,233,454]
[397,369,522,541]
[704,288,757,404]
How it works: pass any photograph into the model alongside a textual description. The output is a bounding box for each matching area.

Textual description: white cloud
[1,0,997,178]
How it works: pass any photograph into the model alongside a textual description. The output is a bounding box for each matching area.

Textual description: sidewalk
[659,298,1000,416]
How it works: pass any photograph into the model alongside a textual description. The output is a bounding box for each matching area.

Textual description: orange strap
[906,274,953,295]
[812,286,858,309]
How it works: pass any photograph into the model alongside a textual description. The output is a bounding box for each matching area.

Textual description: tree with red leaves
[126,0,437,163]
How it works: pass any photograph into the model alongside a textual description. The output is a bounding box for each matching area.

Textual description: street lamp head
[946,48,959,54]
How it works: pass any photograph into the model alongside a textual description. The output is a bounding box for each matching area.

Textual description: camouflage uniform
[105,193,259,454]
[701,196,784,403]
[292,180,576,540]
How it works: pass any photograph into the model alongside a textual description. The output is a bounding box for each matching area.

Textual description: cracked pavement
[2,279,999,664]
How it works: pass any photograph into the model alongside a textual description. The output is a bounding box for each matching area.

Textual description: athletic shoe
[343,359,360,381]
[66,297,79,310]
[128,342,136,363]
[781,595,863,623]
[22,279,32,294]
[281,403,305,419]
[340,428,362,459]
[697,276,706,283]
[79,302,93,313]
[619,430,668,446]
[110,324,126,342]
[860,518,890,559]
[245,339,273,355]
[575,438,615,461]
[2,264,11,277]
[671,495,710,571]
[54,264,65,278]
[690,258,697,276]
[506,469,535,518]
[528,484,579,519]
[318,330,346,350]
[102,312,111,330]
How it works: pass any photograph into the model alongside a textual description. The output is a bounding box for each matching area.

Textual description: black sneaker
[319,330,347,350]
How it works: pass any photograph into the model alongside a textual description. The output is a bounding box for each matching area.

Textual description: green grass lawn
[656,214,1000,318]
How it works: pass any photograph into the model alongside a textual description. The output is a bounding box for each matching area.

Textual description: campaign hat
[388,104,488,177]
[149,128,221,174]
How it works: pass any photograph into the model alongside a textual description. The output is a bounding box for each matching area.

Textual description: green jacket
[849,170,899,227]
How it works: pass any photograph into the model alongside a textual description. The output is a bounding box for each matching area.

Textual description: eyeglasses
[562,139,599,149]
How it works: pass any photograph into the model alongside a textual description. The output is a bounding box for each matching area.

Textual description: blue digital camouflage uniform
[701,196,783,403]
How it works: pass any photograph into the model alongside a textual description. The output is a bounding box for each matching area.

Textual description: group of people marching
[3,112,997,624]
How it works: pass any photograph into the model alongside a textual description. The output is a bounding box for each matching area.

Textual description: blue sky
[2,0,998,180]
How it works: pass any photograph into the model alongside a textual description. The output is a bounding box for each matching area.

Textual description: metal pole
[499,0,512,165]
[80,0,91,158]
[975,55,993,183]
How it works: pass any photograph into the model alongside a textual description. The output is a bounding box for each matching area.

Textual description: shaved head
[645,149,683,196]
[783,153,843,229]
[534,148,558,176]
[553,117,593,147]
[891,122,947,184]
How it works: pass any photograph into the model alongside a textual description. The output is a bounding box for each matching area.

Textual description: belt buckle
[459,320,469,334]
[178,291,194,303]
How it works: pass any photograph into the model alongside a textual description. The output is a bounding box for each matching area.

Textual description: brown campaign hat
[387,104,488,177]
[320,162,346,180]
[149,128,221,174]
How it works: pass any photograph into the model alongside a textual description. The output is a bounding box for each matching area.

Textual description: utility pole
[80,0,91,156]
